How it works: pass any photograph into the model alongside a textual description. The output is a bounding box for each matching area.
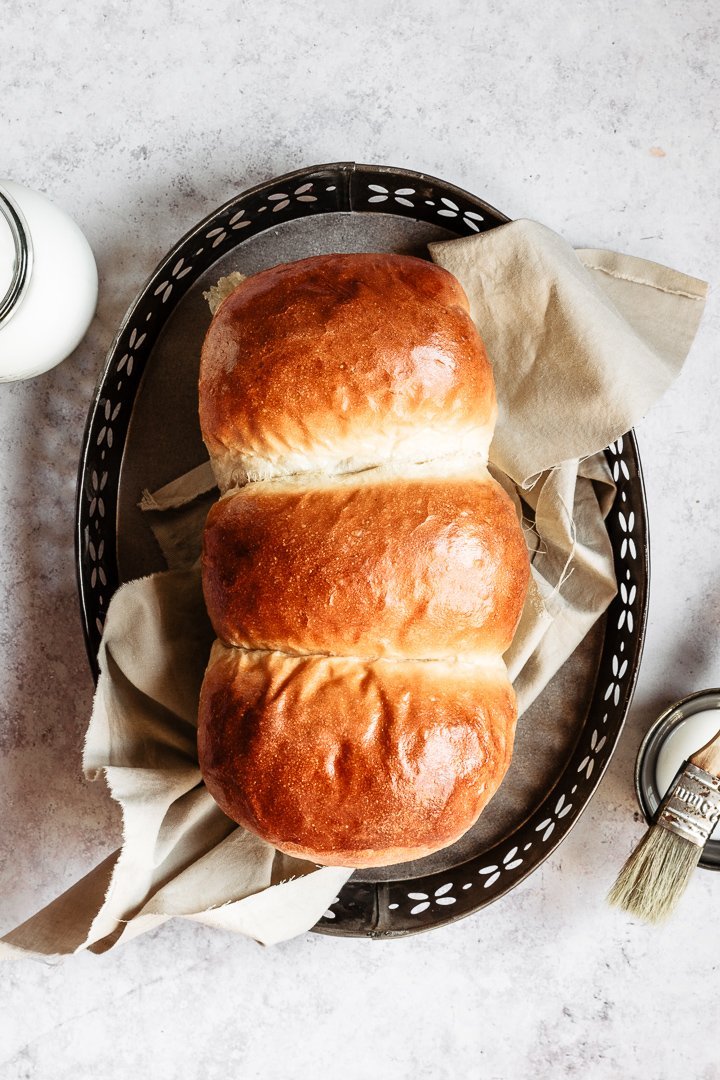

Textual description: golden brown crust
[198,644,517,868]
[196,252,530,867]
[198,253,496,485]
[202,466,530,659]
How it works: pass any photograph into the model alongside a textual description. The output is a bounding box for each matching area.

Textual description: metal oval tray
[76,162,649,938]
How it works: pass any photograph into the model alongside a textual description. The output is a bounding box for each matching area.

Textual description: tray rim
[74,161,649,938]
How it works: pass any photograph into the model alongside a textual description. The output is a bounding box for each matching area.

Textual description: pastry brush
[608,724,720,922]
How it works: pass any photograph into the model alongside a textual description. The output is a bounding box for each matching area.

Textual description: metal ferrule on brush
[656,763,720,847]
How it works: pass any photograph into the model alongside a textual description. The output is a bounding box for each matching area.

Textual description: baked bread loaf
[197,252,530,867]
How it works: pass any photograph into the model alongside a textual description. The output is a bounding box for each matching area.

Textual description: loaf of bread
[197,253,530,867]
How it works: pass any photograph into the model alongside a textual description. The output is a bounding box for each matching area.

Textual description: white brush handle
[690,724,720,776]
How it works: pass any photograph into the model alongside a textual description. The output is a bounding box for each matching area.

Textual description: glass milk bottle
[0,180,98,381]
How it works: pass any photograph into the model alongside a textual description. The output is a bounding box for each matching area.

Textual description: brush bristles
[607,824,702,923]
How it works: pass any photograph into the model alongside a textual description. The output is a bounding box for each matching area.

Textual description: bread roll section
[198,251,530,868]
[202,465,528,660]
[198,252,496,488]
[199,644,517,868]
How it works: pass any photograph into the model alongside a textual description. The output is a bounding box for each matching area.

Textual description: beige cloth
[1,569,352,957]
[1,220,707,958]
[430,220,707,485]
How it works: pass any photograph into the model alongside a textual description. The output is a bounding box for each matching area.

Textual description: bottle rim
[0,185,33,329]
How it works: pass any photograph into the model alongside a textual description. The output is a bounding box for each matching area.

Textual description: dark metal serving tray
[75,162,649,937]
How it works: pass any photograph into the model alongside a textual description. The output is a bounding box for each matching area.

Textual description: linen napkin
[430,221,706,485]
[1,219,707,958]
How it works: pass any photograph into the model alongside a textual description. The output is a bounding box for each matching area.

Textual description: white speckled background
[1,2,719,1077]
